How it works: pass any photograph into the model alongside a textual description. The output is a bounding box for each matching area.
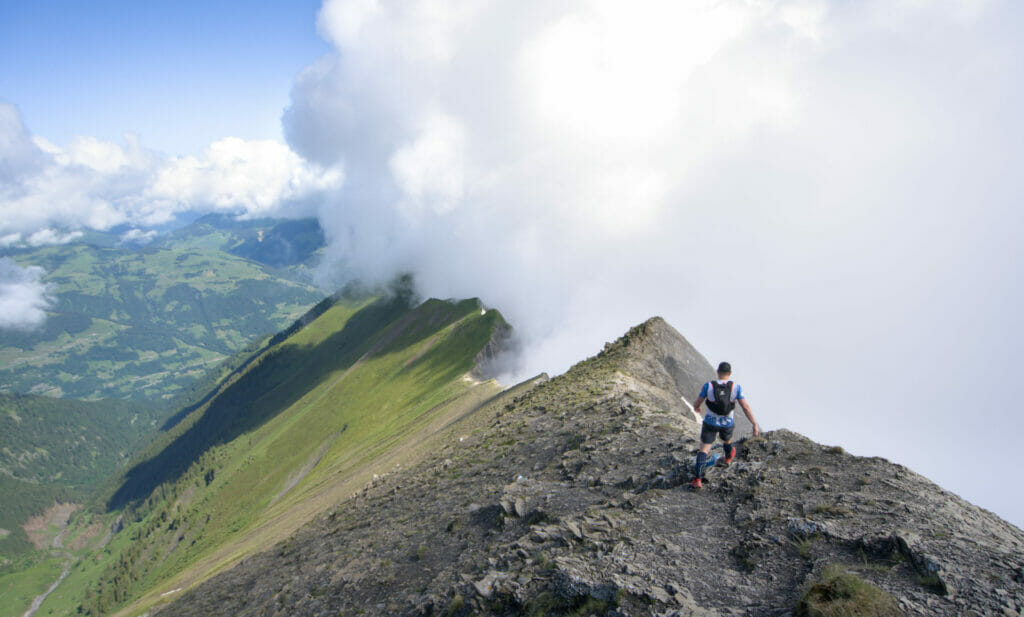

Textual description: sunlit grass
[0,554,66,617]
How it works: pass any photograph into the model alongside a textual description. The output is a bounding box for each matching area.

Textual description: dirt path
[21,555,71,617]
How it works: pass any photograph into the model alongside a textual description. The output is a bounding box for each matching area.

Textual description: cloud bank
[286,1,1024,525]
[0,257,52,331]
[0,102,343,237]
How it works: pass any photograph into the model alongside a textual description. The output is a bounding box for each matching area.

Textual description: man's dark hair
[717,361,732,374]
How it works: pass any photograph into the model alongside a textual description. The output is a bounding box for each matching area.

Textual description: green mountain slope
[0,218,324,401]
[152,214,325,272]
[20,290,509,617]
[222,218,324,267]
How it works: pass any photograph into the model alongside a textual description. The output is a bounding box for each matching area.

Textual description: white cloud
[288,0,1024,526]
[389,114,466,218]
[0,257,52,331]
[27,229,83,247]
[147,137,343,220]
[59,135,134,173]
[119,228,158,245]
[0,103,50,187]
[316,0,380,48]
[0,102,344,236]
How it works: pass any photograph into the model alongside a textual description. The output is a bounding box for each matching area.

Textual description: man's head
[717,361,732,378]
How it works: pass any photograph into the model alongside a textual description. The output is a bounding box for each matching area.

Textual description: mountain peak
[602,316,713,396]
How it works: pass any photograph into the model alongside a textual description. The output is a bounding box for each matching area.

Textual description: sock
[723,443,735,459]
[695,452,707,478]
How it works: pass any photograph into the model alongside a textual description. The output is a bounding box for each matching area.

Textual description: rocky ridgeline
[157,318,1024,617]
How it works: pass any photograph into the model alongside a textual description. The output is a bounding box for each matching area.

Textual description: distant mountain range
[0,215,325,401]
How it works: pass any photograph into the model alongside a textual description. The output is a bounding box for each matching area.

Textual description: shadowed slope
[106,294,412,510]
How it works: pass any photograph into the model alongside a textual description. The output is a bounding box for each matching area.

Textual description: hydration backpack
[706,381,735,415]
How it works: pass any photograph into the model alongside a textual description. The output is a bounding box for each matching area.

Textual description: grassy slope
[0,554,66,617]
[32,294,506,617]
[0,232,320,401]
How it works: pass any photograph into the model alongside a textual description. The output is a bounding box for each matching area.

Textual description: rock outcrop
[157,318,1024,617]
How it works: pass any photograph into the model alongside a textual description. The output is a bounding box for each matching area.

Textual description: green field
[0,554,67,617]
[0,216,324,401]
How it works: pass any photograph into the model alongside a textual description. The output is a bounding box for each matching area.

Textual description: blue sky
[0,0,328,155]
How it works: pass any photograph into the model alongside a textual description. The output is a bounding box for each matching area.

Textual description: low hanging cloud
[286,0,1024,525]
[147,137,343,219]
[119,228,159,245]
[0,102,344,237]
[0,257,52,331]
[27,229,84,247]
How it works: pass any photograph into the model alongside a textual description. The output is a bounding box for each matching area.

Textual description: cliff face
[157,318,1024,617]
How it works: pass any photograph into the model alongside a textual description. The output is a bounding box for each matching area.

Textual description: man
[688,361,760,489]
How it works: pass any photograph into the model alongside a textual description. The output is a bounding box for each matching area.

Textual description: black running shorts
[700,422,734,445]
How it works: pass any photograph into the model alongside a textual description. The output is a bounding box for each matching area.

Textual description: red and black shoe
[724,449,737,465]
[690,477,704,490]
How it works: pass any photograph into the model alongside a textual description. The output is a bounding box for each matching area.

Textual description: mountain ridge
[151,316,1024,617]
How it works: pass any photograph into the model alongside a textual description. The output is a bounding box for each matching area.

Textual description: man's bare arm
[738,399,759,437]
[689,396,706,423]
